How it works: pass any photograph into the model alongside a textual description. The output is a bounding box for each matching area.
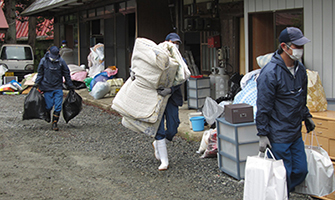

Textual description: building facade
[244,0,335,109]
[22,0,335,109]
[22,0,174,79]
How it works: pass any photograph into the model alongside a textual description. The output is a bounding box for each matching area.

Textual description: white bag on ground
[196,129,211,154]
[0,64,8,85]
[202,97,224,126]
[295,131,335,197]
[243,148,288,200]
[200,128,217,158]
[89,81,111,99]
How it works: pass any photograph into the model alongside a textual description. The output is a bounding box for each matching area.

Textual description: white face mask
[285,45,303,61]
[173,43,179,50]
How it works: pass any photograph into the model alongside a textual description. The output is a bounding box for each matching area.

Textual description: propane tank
[209,68,217,99]
[215,67,229,99]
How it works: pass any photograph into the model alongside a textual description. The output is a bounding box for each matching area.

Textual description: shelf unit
[216,117,258,180]
[187,77,210,109]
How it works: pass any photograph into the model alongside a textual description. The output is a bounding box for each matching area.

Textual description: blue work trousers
[44,90,63,114]
[155,101,180,141]
[270,137,308,194]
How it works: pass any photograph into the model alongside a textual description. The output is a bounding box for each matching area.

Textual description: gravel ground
[0,94,312,199]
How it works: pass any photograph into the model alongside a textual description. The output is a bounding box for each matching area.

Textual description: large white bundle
[158,41,191,86]
[112,38,176,123]
[112,38,190,136]
[121,95,169,137]
[130,38,171,89]
[112,78,164,123]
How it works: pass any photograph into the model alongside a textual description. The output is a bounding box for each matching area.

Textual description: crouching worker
[34,46,75,131]
[152,33,184,171]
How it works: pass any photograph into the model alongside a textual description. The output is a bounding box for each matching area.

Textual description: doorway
[248,9,303,70]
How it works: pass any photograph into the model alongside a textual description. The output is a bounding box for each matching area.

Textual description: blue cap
[49,46,59,59]
[62,40,67,44]
[165,33,182,44]
[279,27,310,46]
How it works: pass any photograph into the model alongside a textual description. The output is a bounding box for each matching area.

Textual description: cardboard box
[224,103,254,124]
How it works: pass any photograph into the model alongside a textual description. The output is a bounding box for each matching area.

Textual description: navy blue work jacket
[35,52,73,92]
[256,51,312,143]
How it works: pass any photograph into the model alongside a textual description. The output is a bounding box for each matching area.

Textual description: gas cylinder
[215,68,229,99]
[209,68,217,99]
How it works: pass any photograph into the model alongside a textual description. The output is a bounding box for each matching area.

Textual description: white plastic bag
[0,64,8,85]
[256,52,273,68]
[202,97,224,126]
[196,128,217,158]
[243,148,288,200]
[200,128,217,158]
[89,81,111,99]
[295,131,335,196]
[196,129,211,154]
[87,43,105,78]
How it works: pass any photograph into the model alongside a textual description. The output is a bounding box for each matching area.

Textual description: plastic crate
[187,77,210,109]
[216,117,259,180]
[188,97,206,109]
[188,88,210,98]
[3,76,18,84]
[188,77,210,89]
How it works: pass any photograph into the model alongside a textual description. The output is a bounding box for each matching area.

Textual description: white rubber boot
[165,138,171,144]
[152,140,160,160]
[157,139,169,171]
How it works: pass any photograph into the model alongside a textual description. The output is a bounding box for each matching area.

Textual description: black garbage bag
[62,80,87,90]
[62,89,82,123]
[22,87,47,120]
[215,72,244,104]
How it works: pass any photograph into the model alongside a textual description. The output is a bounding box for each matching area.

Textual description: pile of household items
[0,43,124,98]
[195,52,328,160]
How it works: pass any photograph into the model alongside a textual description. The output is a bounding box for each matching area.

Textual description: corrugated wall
[244,0,335,100]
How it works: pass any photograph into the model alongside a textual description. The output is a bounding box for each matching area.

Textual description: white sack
[244,149,288,200]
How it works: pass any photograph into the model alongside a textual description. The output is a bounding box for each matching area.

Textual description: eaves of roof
[0,6,8,31]
[21,0,95,16]
[0,18,54,40]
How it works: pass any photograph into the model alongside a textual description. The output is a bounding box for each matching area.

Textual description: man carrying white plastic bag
[255,27,315,197]
[243,148,288,200]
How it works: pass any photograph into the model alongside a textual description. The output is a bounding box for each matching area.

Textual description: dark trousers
[155,101,180,141]
[271,137,308,193]
[44,90,63,114]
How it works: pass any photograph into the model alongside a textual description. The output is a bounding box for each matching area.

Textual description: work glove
[157,87,172,97]
[305,117,316,133]
[130,69,135,81]
[259,136,272,153]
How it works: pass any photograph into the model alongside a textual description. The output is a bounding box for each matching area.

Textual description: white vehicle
[0,44,34,80]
